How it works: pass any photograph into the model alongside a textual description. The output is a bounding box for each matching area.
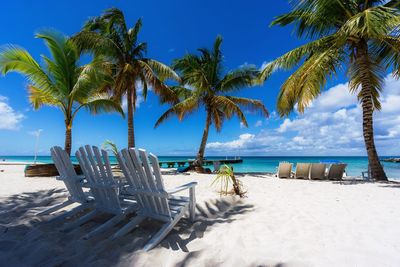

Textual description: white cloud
[240,122,246,129]
[255,120,263,127]
[206,75,400,156]
[0,96,24,130]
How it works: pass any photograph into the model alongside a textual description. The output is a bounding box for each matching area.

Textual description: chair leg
[111,215,145,240]
[83,214,126,240]
[37,199,74,216]
[61,210,98,232]
[143,211,184,251]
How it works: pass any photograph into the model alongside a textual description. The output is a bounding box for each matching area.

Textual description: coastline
[1,165,400,266]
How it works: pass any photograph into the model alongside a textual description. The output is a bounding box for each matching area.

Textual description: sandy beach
[0,164,400,267]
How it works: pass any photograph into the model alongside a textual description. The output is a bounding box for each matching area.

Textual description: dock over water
[159,158,243,168]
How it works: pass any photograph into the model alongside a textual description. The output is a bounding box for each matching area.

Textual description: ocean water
[2,155,400,179]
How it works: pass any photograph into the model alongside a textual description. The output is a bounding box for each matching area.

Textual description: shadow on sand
[0,189,254,266]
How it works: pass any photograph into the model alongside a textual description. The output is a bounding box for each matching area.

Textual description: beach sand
[0,164,400,267]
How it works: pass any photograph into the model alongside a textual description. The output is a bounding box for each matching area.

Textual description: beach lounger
[64,145,138,238]
[294,163,311,179]
[114,148,197,251]
[37,146,93,219]
[277,162,292,178]
[327,164,347,180]
[309,163,326,180]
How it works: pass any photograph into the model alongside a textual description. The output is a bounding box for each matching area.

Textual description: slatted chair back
[51,146,86,203]
[310,163,327,180]
[117,148,172,222]
[76,145,121,214]
[278,162,292,178]
[327,164,347,180]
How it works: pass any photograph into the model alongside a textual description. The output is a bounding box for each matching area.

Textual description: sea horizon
[3,155,400,179]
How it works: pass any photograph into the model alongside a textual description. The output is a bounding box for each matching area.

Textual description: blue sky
[0,0,399,156]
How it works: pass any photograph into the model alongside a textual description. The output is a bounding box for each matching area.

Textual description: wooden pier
[159,158,243,168]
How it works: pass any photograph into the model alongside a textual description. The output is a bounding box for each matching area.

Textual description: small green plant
[102,140,119,156]
[211,164,246,198]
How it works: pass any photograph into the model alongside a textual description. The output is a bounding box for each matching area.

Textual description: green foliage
[102,140,119,156]
[212,164,246,198]
[155,36,269,131]
[261,0,400,116]
[73,8,179,109]
[0,29,124,121]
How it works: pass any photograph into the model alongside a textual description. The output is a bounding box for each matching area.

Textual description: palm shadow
[0,189,254,266]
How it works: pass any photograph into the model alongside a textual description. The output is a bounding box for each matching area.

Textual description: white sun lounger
[37,146,93,220]
[327,164,347,180]
[64,145,138,238]
[114,148,197,251]
[294,163,311,179]
[310,163,326,180]
[277,162,293,178]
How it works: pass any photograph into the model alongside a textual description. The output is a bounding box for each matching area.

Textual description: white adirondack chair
[37,146,93,220]
[65,145,138,239]
[115,148,197,251]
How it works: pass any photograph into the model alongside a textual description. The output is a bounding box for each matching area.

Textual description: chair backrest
[310,163,326,179]
[327,164,347,180]
[278,162,292,178]
[294,163,311,179]
[117,148,172,221]
[75,145,121,214]
[50,146,86,203]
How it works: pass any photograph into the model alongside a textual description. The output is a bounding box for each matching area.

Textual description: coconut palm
[73,8,179,148]
[155,36,269,167]
[0,30,124,155]
[261,0,400,181]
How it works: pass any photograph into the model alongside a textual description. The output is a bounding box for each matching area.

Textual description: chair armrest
[167,182,197,195]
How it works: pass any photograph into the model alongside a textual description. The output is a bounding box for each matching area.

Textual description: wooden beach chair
[114,148,197,251]
[277,162,292,178]
[309,163,326,180]
[294,163,311,179]
[327,164,347,180]
[63,145,138,238]
[37,146,93,219]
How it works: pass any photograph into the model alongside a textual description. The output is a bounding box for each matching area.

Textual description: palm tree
[74,8,179,148]
[0,30,124,155]
[155,36,269,167]
[261,0,400,181]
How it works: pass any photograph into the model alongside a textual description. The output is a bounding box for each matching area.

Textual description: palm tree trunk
[127,86,135,148]
[194,110,212,167]
[356,42,388,181]
[64,121,72,156]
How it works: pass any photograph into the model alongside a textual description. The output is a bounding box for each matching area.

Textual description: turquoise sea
[2,155,400,179]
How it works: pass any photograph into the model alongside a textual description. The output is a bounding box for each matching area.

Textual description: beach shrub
[212,164,246,198]
[102,140,119,156]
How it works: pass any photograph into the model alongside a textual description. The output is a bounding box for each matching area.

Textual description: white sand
[1,165,400,267]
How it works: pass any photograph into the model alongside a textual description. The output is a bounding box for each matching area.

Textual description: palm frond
[227,96,269,117]
[80,96,125,118]
[154,96,199,127]
[0,45,54,91]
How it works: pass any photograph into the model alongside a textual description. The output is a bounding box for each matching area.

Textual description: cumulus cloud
[255,120,263,127]
[0,96,24,130]
[207,75,400,156]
